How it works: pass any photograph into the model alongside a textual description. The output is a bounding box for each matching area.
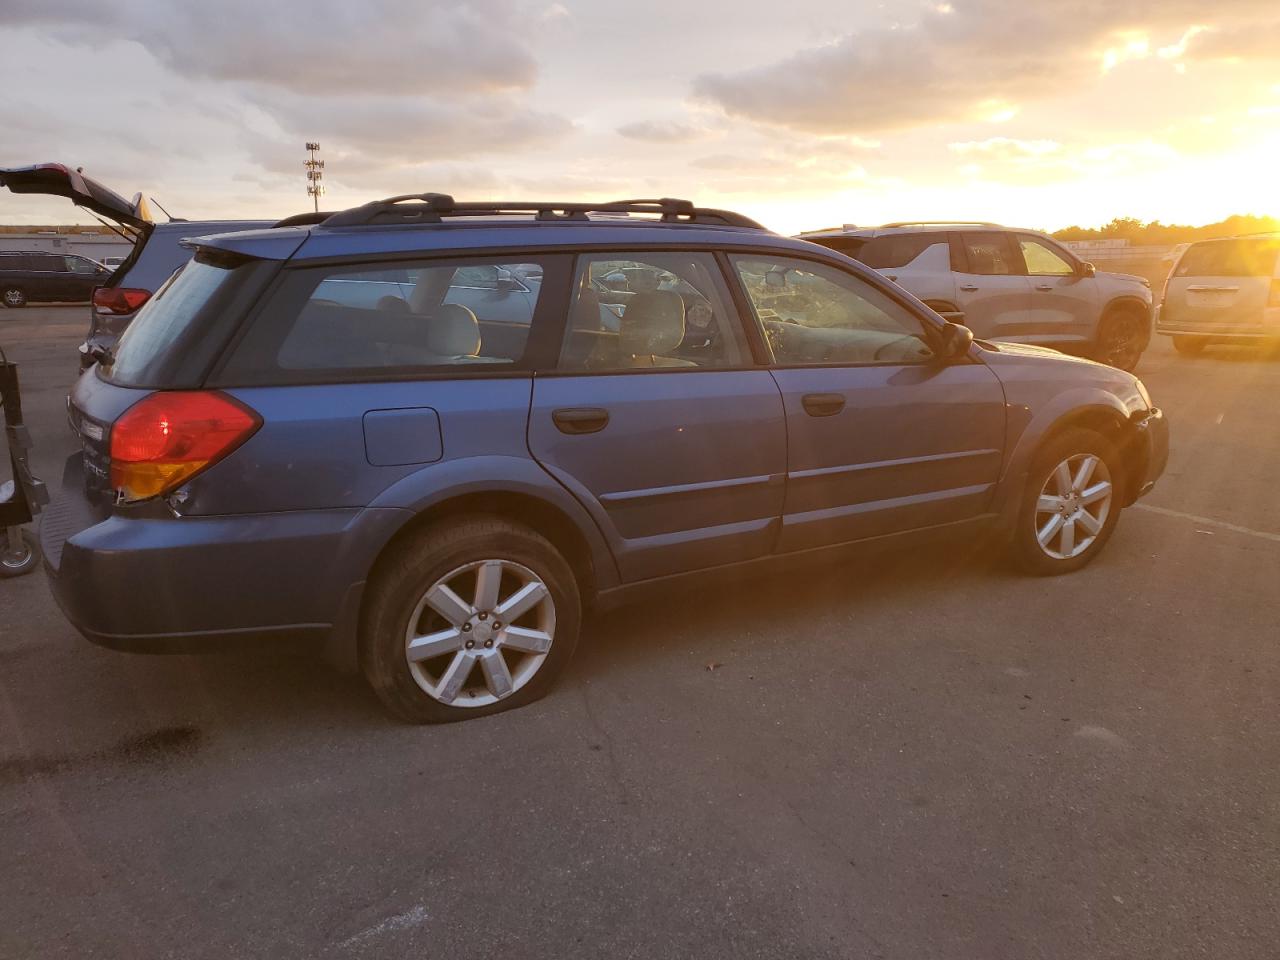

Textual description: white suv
[800,222,1154,370]
[1157,234,1280,356]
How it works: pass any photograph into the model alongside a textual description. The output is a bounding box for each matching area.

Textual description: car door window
[65,256,100,274]
[1018,236,1076,276]
[960,233,1019,276]
[558,252,748,371]
[221,257,563,382]
[730,255,935,365]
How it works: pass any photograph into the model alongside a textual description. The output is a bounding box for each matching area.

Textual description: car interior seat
[617,290,694,367]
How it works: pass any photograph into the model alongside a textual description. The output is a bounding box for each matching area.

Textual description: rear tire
[2,287,27,308]
[360,516,581,724]
[1011,428,1124,576]
[1172,335,1207,357]
[1094,306,1147,371]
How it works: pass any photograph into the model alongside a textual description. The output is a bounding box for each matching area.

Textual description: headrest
[619,290,685,357]
[426,303,481,357]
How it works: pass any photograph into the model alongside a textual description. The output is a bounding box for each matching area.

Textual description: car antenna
[149,197,183,223]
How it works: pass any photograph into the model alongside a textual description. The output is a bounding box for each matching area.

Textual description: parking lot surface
[2,306,1278,959]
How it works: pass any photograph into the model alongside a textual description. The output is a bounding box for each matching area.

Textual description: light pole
[304,142,325,213]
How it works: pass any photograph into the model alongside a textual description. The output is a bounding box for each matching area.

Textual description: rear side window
[221,256,566,383]
[852,233,944,269]
[1175,239,1280,277]
[103,251,271,388]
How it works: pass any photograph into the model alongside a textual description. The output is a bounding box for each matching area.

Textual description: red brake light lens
[109,391,261,502]
[92,286,151,315]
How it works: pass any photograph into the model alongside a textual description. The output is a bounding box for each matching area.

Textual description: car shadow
[572,540,1008,681]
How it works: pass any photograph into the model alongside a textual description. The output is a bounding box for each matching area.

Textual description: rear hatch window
[100,249,276,388]
[1174,239,1280,277]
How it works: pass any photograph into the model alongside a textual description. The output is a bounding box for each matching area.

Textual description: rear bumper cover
[41,454,406,653]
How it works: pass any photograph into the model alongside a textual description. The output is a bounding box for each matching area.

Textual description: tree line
[1052,215,1279,245]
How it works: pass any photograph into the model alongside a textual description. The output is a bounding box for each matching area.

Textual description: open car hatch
[0,163,154,234]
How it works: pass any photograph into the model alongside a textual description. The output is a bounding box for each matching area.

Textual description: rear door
[528,250,786,582]
[1016,233,1097,344]
[1163,239,1280,333]
[954,232,1033,340]
[729,252,1006,553]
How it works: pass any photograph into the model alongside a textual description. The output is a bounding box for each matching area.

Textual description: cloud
[2,0,541,96]
[616,120,711,143]
[951,138,1180,186]
[692,0,1280,134]
[950,138,1062,158]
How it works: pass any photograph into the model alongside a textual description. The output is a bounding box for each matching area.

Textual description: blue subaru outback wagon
[41,195,1168,723]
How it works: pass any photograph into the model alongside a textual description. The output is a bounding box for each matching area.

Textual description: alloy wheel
[3,289,25,308]
[1101,314,1141,369]
[1034,453,1113,560]
[404,558,556,708]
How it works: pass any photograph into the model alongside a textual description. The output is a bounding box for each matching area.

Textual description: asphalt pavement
[2,306,1277,960]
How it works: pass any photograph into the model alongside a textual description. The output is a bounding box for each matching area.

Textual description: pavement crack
[578,683,631,808]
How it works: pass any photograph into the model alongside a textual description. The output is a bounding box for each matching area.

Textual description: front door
[1016,234,1098,345]
[954,232,1033,341]
[728,253,1006,554]
[528,251,787,582]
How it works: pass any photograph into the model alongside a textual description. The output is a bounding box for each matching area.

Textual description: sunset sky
[2,0,1278,235]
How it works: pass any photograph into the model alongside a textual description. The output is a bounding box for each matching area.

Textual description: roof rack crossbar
[317,194,764,230]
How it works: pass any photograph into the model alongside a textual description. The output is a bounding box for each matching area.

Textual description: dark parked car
[42,195,1168,724]
[0,250,111,307]
[0,163,267,364]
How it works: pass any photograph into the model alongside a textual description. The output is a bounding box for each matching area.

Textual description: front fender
[994,388,1134,526]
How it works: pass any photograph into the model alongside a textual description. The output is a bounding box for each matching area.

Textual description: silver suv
[1157,234,1280,356]
[800,222,1154,370]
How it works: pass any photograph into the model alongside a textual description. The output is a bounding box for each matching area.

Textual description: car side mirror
[765,269,788,288]
[1079,261,1096,278]
[937,321,974,359]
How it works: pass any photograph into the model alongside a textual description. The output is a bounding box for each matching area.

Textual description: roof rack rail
[879,220,1003,228]
[273,211,336,228]
[317,194,765,230]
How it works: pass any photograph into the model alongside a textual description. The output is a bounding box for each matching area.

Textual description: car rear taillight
[92,286,151,315]
[109,391,261,503]
[1269,279,1280,308]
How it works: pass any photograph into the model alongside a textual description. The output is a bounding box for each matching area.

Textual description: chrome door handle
[959,284,979,292]
[1035,284,1053,291]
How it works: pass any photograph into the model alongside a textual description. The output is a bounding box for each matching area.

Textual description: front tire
[1094,306,1147,371]
[360,516,582,724]
[1172,335,1207,357]
[2,287,27,308]
[1011,428,1123,576]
